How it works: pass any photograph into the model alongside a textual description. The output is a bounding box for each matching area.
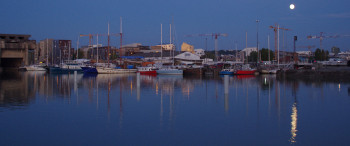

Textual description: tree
[331,46,340,55]
[260,48,274,61]
[314,48,329,61]
[248,51,258,62]
[205,52,215,60]
[321,49,325,61]
[315,48,322,61]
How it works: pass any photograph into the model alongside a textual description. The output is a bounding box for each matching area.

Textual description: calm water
[1,70,350,145]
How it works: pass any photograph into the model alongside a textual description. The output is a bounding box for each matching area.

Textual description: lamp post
[256,19,260,63]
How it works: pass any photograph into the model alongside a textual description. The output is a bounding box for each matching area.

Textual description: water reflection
[1,71,350,145]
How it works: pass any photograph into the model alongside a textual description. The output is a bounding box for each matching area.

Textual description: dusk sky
[1,0,349,52]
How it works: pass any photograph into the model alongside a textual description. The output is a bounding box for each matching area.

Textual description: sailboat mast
[267,35,270,62]
[161,23,163,59]
[170,24,172,61]
[277,25,280,66]
[108,22,110,66]
[68,41,71,61]
[235,41,238,62]
[46,39,49,65]
[120,17,123,56]
[97,34,99,63]
[77,36,79,59]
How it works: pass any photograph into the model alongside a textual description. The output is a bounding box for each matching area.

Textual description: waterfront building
[194,49,205,57]
[0,34,36,67]
[79,45,117,61]
[52,40,73,64]
[181,42,194,53]
[121,43,150,56]
[38,39,54,64]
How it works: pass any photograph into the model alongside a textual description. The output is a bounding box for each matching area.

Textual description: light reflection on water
[1,71,350,145]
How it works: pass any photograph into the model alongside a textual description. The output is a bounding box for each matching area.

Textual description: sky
[1,0,350,52]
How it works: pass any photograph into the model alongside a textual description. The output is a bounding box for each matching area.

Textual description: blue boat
[219,69,234,75]
[81,66,97,74]
[48,66,83,74]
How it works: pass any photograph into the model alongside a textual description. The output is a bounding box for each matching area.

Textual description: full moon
[290,4,295,10]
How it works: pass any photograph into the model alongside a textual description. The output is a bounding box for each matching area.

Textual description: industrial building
[0,34,36,67]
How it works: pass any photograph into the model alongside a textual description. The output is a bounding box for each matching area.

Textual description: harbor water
[1,70,350,145]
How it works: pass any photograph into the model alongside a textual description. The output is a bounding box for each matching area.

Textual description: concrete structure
[0,34,36,67]
[181,42,194,53]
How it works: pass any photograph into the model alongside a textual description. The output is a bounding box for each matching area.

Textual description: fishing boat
[137,66,157,75]
[48,61,84,74]
[156,67,183,75]
[97,67,137,74]
[82,63,116,74]
[234,64,256,75]
[219,68,235,75]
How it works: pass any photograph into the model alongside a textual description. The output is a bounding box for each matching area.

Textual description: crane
[269,24,291,62]
[185,33,228,62]
[80,17,124,59]
[307,32,350,50]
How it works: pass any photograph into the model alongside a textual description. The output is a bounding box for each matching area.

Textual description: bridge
[0,34,36,68]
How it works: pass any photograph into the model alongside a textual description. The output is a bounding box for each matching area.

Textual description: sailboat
[156,23,183,75]
[96,20,137,74]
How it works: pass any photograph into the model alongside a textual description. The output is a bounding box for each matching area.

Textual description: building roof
[175,52,201,60]
[130,51,181,58]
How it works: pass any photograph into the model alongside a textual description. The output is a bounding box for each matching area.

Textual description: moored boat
[156,67,183,75]
[235,70,256,75]
[24,64,47,71]
[81,66,97,74]
[137,67,157,75]
[219,68,235,75]
[97,67,137,74]
[234,64,256,75]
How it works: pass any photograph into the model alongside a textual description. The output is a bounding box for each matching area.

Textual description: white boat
[24,64,47,71]
[97,67,137,74]
[269,69,278,74]
[156,67,183,75]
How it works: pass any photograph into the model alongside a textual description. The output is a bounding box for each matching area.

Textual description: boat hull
[82,67,98,74]
[138,70,157,75]
[48,67,83,74]
[219,71,234,75]
[25,66,46,71]
[234,70,256,75]
[97,68,137,74]
[156,69,183,75]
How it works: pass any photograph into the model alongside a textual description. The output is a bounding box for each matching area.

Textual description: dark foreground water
[1,70,350,145]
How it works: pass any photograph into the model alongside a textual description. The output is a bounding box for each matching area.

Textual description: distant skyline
[1,0,350,52]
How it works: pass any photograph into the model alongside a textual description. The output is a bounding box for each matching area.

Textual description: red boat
[233,64,256,75]
[137,67,157,75]
[234,70,256,75]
